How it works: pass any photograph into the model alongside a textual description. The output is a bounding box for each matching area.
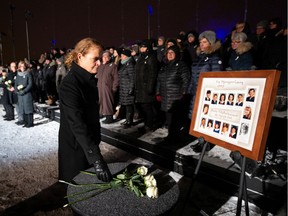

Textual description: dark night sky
[0,0,287,65]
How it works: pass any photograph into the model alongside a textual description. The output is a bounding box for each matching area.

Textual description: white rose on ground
[144,175,157,187]
[146,186,158,199]
[137,166,148,176]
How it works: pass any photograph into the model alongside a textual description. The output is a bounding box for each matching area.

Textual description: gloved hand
[156,95,161,102]
[18,91,25,96]
[93,159,112,182]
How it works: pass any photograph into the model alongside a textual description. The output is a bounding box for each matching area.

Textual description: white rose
[144,175,157,187]
[137,166,148,176]
[17,85,24,90]
[146,186,158,199]
[8,80,12,84]
[4,81,8,85]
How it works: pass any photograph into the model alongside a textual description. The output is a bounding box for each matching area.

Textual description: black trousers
[137,103,154,128]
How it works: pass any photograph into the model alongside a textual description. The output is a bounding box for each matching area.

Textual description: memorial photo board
[189,70,280,161]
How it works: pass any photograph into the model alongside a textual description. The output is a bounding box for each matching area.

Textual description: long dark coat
[7,71,18,104]
[156,60,190,112]
[97,62,119,115]
[187,41,223,118]
[134,53,158,103]
[118,58,135,106]
[15,71,34,114]
[58,62,102,182]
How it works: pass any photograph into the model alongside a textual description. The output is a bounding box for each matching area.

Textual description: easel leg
[236,156,250,216]
[181,141,209,216]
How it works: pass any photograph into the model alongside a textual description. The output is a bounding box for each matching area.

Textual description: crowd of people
[0,17,287,138]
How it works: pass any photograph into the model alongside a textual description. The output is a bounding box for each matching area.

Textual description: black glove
[93,159,112,182]
[18,91,25,96]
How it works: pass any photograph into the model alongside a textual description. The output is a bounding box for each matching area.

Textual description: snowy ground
[0,105,283,215]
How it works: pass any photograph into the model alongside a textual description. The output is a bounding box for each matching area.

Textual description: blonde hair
[65,38,104,69]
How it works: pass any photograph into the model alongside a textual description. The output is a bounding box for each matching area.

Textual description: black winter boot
[102,115,114,124]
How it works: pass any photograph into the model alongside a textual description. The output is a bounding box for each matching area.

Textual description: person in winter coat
[134,40,158,132]
[55,55,67,95]
[118,48,135,128]
[97,51,119,124]
[187,30,223,119]
[58,37,111,182]
[7,62,22,124]
[156,45,190,143]
[43,57,57,105]
[227,32,253,70]
[15,61,34,127]
[0,68,15,120]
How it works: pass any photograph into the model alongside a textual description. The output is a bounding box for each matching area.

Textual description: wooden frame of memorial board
[189,70,280,161]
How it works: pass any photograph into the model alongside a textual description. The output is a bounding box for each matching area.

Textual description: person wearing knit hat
[118,46,135,128]
[166,45,180,60]
[187,29,222,123]
[199,30,216,45]
[156,44,190,144]
[121,48,131,57]
[97,49,119,124]
[165,38,177,49]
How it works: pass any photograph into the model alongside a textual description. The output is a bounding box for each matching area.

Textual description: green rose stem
[59,166,158,207]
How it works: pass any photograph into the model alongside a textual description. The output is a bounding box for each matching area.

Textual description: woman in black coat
[58,38,111,182]
[118,49,135,128]
[156,45,190,143]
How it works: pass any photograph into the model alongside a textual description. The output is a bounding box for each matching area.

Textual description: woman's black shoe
[16,121,25,125]
[4,117,14,121]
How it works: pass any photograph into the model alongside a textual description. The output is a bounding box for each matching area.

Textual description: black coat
[58,62,102,181]
[118,57,135,106]
[134,53,158,103]
[156,60,190,112]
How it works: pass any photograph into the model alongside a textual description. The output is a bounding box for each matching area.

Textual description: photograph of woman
[226,93,234,105]
[243,106,252,119]
[229,126,238,139]
[202,104,209,115]
[218,93,226,105]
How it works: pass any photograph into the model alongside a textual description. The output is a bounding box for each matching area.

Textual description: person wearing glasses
[226,32,254,71]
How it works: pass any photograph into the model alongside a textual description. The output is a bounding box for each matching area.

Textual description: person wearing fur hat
[118,48,135,128]
[156,45,190,143]
[227,32,253,70]
[97,51,119,124]
[187,30,223,119]
[134,39,158,133]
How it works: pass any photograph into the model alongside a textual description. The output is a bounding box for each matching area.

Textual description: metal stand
[181,138,209,216]
[182,138,250,216]
[236,155,249,216]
